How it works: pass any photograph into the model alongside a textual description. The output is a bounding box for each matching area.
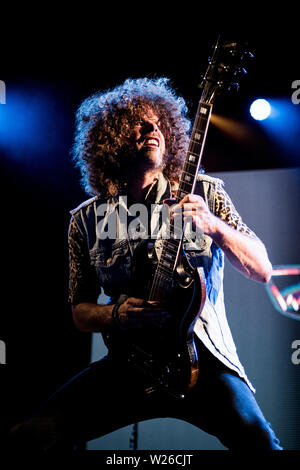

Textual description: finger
[172,210,200,221]
[128,298,165,308]
[171,203,206,219]
[172,204,204,215]
[185,194,204,203]
[146,301,169,310]
[126,298,150,307]
[180,210,202,217]
[178,194,204,206]
[128,308,170,316]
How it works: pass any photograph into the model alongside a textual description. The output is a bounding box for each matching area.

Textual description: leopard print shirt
[214,182,257,238]
[68,218,100,305]
[68,182,257,304]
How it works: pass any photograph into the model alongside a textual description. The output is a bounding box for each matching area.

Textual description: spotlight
[250,99,271,121]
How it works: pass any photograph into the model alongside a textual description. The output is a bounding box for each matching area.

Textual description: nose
[144,121,158,134]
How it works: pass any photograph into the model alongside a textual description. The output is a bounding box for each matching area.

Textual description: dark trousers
[8,343,282,451]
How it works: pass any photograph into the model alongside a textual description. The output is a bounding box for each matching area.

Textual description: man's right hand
[116,297,171,329]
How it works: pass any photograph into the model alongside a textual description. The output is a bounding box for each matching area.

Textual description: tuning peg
[228,82,240,92]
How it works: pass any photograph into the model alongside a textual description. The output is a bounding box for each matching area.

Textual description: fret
[187,153,198,164]
[194,104,211,129]
[149,272,173,300]
[191,130,205,141]
[160,251,176,264]
[180,171,194,183]
[193,125,207,137]
[187,149,199,157]
[189,138,204,150]
[183,161,198,175]
[178,181,193,193]
[191,131,204,142]
[176,189,188,201]
[179,173,195,183]
[194,116,208,133]
[156,273,174,288]
[155,272,173,286]
[160,235,178,251]
[181,168,197,177]
[182,161,198,176]
[197,103,211,117]
[156,263,174,278]
[164,234,182,249]
[153,272,173,288]
[159,258,173,269]
[162,241,178,255]
[199,104,210,115]
[161,254,176,265]
[189,140,203,155]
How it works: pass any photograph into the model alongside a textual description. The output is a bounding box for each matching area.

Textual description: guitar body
[164,257,207,393]
[127,243,207,396]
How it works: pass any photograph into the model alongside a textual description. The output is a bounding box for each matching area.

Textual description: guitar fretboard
[176,102,212,202]
[149,102,212,301]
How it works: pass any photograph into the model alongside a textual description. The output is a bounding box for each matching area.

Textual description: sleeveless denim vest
[70,173,255,392]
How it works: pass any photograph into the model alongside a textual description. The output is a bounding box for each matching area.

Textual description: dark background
[0,11,299,447]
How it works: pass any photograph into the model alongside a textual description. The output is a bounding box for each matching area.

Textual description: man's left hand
[165,194,217,236]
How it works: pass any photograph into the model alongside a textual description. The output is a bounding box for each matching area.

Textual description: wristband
[112,294,128,329]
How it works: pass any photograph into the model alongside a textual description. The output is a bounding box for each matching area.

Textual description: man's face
[129,108,166,170]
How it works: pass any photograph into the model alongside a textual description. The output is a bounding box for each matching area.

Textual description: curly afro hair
[71,77,191,196]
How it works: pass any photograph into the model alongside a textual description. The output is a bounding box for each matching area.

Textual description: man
[9,77,282,450]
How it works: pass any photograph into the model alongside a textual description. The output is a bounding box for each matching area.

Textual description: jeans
[8,341,282,451]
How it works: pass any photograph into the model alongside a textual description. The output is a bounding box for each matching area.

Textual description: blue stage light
[0,85,68,165]
[250,99,271,121]
[259,98,300,160]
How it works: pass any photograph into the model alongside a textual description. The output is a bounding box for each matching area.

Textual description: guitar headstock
[199,35,254,104]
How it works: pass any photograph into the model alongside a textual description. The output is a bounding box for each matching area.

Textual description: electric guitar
[126,37,253,397]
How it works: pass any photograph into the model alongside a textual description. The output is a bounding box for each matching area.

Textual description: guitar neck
[148,101,212,301]
[176,101,212,202]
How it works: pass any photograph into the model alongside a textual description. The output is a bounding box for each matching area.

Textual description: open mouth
[143,137,160,148]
